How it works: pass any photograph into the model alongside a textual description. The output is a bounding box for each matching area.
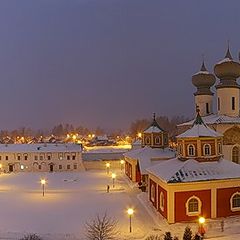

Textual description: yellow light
[120,160,125,165]
[92,134,95,138]
[137,133,142,138]
[72,135,77,140]
[0,164,2,168]
[41,179,46,185]
[88,134,91,138]
[112,173,116,179]
[106,163,110,168]
[127,208,134,215]
[199,217,205,224]
[67,134,70,138]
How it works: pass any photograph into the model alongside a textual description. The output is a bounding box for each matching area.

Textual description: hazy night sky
[0,0,240,131]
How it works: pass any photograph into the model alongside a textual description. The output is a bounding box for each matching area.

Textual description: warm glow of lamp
[106,163,110,168]
[127,208,134,216]
[41,179,46,185]
[199,217,205,224]
[112,173,116,179]
[120,160,125,165]
[0,164,2,168]
[72,135,77,140]
[137,133,142,138]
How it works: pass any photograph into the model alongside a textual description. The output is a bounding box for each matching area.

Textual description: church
[178,46,240,163]
[147,109,240,223]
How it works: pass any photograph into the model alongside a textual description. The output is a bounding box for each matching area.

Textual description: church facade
[178,47,240,164]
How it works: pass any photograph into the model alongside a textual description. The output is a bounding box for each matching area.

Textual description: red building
[147,110,240,223]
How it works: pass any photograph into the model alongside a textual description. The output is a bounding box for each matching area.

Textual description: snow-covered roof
[124,146,175,174]
[216,57,233,65]
[144,126,163,133]
[147,157,240,183]
[178,114,240,127]
[177,122,222,138]
[132,139,141,146]
[192,70,210,76]
[0,143,81,153]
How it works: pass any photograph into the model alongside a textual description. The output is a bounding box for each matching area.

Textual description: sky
[0,0,240,131]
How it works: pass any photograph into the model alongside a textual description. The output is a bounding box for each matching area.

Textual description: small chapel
[147,109,240,223]
[124,114,175,185]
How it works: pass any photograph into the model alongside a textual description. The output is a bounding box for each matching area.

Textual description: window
[59,165,62,170]
[47,155,51,160]
[0,156,1,160]
[206,103,209,114]
[67,164,70,170]
[232,97,235,110]
[155,137,160,144]
[159,192,164,211]
[186,196,201,216]
[232,146,239,164]
[5,156,8,161]
[188,144,195,157]
[38,165,41,170]
[231,192,240,211]
[24,154,28,161]
[218,143,222,154]
[17,155,21,161]
[59,153,63,160]
[67,155,70,160]
[74,164,77,170]
[218,97,220,111]
[164,137,168,145]
[204,144,211,156]
[150,184,156,202]
[40,155,43,161]
[34,156,38,161]
[72,155,76,160]
[145,137,151,144]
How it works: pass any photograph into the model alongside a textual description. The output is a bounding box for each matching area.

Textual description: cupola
[176,107,223,162]
[142,113,168,148]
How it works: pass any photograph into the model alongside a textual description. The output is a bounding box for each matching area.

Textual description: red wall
[149,179,157,208]
[175,190,211,222]
[125,161,132,180]
[217,187,240,218]
[158,185,168,219]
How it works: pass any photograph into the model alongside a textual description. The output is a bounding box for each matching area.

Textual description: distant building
[0,143,84,173]
[179,46,240,163]
[147,110,240,223]
[124,114,175,185]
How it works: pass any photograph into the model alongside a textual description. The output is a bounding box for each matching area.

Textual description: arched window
[155,136,160,144]
[231,192,240,211]
[145,137,151,145]
[178,144,183,155]
[232,146,239,164]
[188,144,195,157]
[204,144,211,156]
[186,196,201,216]
[159,192,164,211]
[150,184,156,202]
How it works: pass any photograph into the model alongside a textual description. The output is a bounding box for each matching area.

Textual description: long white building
[0,143,84,173]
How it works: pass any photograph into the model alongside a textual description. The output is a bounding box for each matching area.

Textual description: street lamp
[106,163,110,174]
[0,164,2,174]
[120,160,125,172]
[127,208,134,233]
[112,173,116,188]
[198,216,206,238]
[41,179,46,197]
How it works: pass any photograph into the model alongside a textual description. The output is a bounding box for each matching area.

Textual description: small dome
[214,47,240,80]
[192,61,216,95]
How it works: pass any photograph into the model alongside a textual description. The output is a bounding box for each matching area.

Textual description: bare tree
[85,212,118,240]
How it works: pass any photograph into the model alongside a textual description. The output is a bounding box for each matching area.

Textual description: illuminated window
[186,196,201,216]
[204,144,211,156]
[159,192,164,211]
[188,144,195,156]
[231,193,240,211]
[232,146,239,164]
[150,184,156,202]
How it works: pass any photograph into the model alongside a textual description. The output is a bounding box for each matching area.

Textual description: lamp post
[127,208,134,233]
[120,160,125,172]
[112,173,116,188]
[41,179,46,197]
[106,163,110,174]
[198,217,206,238]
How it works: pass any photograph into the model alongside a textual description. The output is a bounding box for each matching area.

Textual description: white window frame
[145,137,151,145]
[230,192,240,212]
[159,191,164,211]
[186,196,202,216]
[187,144,195,157]
[155,136,160,144]
[203,144,211,156]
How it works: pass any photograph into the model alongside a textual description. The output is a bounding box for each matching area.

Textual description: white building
[0,143,84,173]
[178,46,240,163]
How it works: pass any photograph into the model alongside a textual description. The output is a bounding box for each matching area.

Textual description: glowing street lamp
[106,163,110,174]
[41,179,46,197]
[120,160,125,172]
[127,208,134,233]
[198,217,206,237]
[137,132,142,138]
[112,173,116,188]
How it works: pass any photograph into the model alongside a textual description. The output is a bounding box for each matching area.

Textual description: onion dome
[143,113,164,133]
[192,61,216,95]
[214,46,240,87]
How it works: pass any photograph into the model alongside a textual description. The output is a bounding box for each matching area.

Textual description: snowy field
[0,170,240,240]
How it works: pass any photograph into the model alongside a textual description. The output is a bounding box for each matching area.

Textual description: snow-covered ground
[0,170,240,240]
